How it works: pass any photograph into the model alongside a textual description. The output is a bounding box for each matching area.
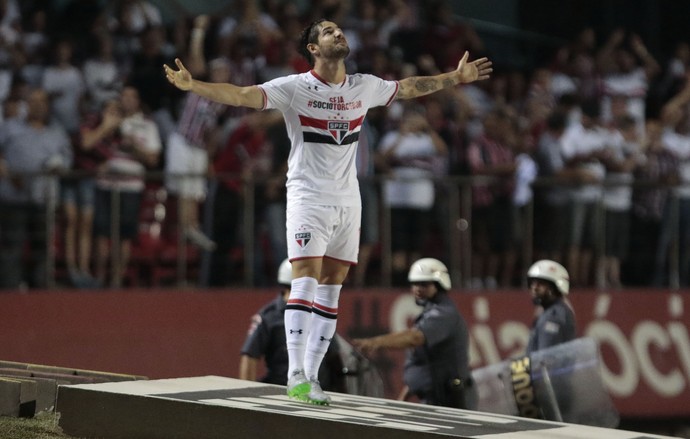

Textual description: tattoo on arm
[414,77,439,93]
[398,75,457,99]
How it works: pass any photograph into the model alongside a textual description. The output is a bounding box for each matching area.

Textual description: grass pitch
[0,412,83,439]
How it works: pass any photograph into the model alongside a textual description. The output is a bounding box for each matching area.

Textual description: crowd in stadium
[1,0,689,290]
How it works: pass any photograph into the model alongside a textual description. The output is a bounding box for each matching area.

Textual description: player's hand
[456,51,492,84]
[164,58,194,91]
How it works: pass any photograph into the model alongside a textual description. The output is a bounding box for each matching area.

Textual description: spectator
[41,38,85,136]
[82,32,123,112]
[524,67,557,133]
[62,32,123,290]
[207,111,278,286]
[626,118,679,286]
[18,7,49,88]
[377,108,448,284]
[559,99,610,287]
[216,0,282,62]
[165,16,230,253]
[549,27,598,101]
[62,95,122,289]
[466,106,516,289]
[0,87,72,288]
[599,114,643,289]
[113,0,162,36]
[126,25,178,137]
[653,76,690,287]
[596,29,660,135]
[0,0,20,61]
[1,76,28,123]
[533,109,571,263]
[422,94,463,268]
[659,41,690,100]
[93,85,161,287]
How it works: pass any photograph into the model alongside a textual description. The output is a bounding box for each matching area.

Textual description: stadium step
[0,360,147,418]
[0,377,37,417]
[56,376,677,439]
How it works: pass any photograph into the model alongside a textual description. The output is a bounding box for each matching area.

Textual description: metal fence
[0,170,686,290]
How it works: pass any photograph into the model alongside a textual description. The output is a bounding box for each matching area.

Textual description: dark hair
[580,98,600,119]
[298,19,326,66]
[546,109,567,131]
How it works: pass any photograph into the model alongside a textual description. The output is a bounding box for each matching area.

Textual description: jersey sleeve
[257,74,299,112]
[361,74,399,108]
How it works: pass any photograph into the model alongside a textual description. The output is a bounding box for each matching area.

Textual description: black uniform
[241,294,290,384]
[526,298,576,355]
[403,291,476,409]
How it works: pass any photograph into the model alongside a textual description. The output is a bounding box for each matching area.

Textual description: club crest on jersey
[295,232,312,248]
[328,120,350,144]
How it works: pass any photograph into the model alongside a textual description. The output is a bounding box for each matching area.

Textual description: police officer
[525,259,576,355]
[353,258,476,409]
[239,259,345,390]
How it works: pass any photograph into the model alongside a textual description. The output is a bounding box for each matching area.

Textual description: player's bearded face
[315,22,350,60]
[322,40,350,59]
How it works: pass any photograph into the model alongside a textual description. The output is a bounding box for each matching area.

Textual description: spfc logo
[328,120,350,144]
[295,232,312,248]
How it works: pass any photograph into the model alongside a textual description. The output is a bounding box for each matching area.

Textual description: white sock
[285,276,317,377]
[304,284,341,380]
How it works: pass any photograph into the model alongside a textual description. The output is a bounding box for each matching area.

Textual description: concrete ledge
[0,377,37,417]
[56,376,677,439]
[27,364,147,382]
[0,360,147,417]
[0,374,56,413]
[0,360,147,382]
[0,368,101,385]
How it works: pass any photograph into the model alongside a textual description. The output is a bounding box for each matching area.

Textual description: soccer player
[164,19,492,405]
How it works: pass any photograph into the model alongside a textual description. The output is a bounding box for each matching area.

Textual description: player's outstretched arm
[163,58,264,109]
[397,51,492,100]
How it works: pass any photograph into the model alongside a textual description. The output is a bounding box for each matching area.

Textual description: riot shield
[335,334,386,397]
[471,337,619,428]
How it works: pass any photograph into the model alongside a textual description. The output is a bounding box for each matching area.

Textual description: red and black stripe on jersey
[299,114,364,146]
[303,131,360,146]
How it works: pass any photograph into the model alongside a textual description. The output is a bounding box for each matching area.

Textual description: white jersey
[259,70,398,206]
[600,67,648,134]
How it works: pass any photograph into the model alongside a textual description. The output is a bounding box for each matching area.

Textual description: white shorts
[165,132,208,200]
[286,204,361,265]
